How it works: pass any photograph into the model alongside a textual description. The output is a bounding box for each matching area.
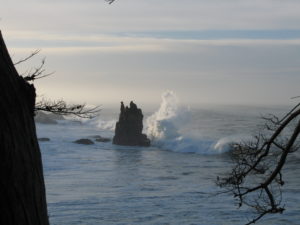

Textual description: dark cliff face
[113,101,150,147]
[0,31,49,225]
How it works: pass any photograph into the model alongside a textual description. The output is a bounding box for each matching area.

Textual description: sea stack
[113,101,150,147]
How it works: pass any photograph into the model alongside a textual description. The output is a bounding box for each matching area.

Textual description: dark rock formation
[74,138,94,145]
[113,101,150,147]
[38,137,51,142]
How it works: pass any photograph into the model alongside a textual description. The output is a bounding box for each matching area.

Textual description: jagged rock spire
[113,101,150,147]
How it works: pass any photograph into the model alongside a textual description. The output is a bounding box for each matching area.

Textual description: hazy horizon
[1,0,300,107]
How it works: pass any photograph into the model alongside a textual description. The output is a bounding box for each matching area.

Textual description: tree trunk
[0,31,49,224]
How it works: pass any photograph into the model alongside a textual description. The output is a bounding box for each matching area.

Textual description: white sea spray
[145,91,235,154]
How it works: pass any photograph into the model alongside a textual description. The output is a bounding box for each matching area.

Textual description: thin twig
[14,49,41,65]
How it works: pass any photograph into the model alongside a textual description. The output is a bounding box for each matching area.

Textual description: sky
[1,0,300,108]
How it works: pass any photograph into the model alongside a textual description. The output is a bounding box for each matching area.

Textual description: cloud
[2,0,300,106]
[9,32,299,106]
[2,0,300,33]
[6,30,300,57]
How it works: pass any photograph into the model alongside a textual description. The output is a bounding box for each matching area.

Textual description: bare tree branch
[35,99,101,119]
[105,0,116,4]
[217,103,300,224]
[15,50,101,119]
[13,49,55,82]
[13,49,41,66]
[291,96,300,100]
[23,58,55,82]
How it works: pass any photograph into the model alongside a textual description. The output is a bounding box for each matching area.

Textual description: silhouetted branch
[15,50,101,119]
[105,0,116,4]
[22,58,55,82]
[13,49,41,66]
[35,99,101,119]
[245,210,270,225]
[14,49,55,82]
[291,96,300,100]
[217,103,300,224]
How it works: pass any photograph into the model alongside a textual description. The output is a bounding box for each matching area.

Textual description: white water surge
[146,91,243,154]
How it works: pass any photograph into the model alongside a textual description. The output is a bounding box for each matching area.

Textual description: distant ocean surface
[37,92,300,225]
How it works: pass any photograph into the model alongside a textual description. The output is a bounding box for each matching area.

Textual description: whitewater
[37,91,300,225]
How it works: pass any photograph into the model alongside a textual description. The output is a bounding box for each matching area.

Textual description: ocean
[36,92,300,225]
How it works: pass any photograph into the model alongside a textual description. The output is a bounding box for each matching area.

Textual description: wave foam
[95,119,116,131]
[80,117,116,131]
[145,91,236,154]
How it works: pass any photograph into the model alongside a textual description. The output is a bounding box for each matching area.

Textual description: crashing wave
[145,91,237,154]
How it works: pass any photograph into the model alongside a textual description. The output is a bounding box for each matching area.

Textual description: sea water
[37,92,300,225]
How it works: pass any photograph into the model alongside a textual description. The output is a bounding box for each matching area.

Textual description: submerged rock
[74,139,94,145]
[89,135,111,142]
[90,135,102,139]
[38,137,50,142]
[95,137,111,143]
[113,101,150,147]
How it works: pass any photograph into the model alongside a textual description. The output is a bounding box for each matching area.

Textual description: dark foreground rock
[0,31,49,224]
[74,139,94,145]
[113,101,150,147]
